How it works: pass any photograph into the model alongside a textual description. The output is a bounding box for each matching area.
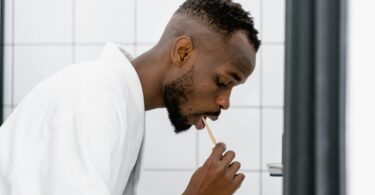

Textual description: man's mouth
[194,117,205,130]
[193,115,219,130]
[192,110,221,130]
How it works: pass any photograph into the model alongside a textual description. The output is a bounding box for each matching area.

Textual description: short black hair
[176,0,261,51]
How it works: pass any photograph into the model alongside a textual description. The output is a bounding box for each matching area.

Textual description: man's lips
[194,118,205,130]
[207,115,219,121]
[193,114,220,130]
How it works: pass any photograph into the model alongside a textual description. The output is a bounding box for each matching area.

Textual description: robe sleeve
[8,95,126,195]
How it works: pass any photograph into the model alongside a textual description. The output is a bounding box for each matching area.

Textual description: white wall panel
[14,0,72,43]
[75,0,135,43]
[13,46,72,104]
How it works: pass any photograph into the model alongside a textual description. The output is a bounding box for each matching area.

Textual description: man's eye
[217,78,229,87]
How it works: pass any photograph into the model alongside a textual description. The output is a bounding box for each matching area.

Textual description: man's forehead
[225,33,256,78]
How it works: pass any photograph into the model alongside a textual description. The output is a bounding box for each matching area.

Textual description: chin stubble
[163,67,194,133]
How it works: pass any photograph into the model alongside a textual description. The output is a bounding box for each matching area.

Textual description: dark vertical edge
[284,0,316,195]
[0,0,4,123]
[259,0,264,194]
[314,0,347,194]
[339,0,347,194]
[282,0,292,193]
[284,0,346,194]
[314,0,340,194]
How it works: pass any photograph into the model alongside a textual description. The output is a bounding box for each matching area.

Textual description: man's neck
[131,47,169,111]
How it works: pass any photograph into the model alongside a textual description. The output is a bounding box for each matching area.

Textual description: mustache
[194,110,221,117]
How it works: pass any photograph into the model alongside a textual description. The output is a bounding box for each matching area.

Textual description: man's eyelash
[217,78,229,87]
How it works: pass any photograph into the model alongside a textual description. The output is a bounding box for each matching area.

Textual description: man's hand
[183,143,245,195]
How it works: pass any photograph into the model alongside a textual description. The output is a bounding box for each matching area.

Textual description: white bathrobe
[0,42,145,195]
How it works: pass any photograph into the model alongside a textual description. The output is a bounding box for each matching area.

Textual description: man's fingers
[221,150,235,166]
[232,173,245,189]
[209,142,226,160]
[227,161,241,176]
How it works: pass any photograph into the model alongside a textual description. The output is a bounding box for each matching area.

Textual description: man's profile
[0,0,260,194]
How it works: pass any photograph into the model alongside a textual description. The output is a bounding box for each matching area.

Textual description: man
[0,0,260,194]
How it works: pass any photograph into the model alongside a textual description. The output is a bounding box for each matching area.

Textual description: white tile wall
[75,0,135,44]
[262,44,285,107]
[137,171,193,195]
[74,44,135,63]
[262,172,283,195]
[14,0,73,43]
[4,0,13,44]
[263,0,285,43]
[231,49,262,107]
[136,0,185,43]
[74,45,104,63]
[262,109,283,169]
[236,0,262,36]
[3,46,12,106]
[143,109,196,169]
[135,44,154,57]
[198,108,261,170]
[236,172,261,195]
[13,46,72,104]
[2,0,285,194]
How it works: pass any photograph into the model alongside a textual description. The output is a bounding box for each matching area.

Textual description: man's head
[158,0,261,133]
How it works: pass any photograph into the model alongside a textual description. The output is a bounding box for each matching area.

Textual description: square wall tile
[13,46,72,104]
[4,0,13,43]
[262,0,285,43]
[74,45,103,63]
[74,44,135,63]
[136,0,184,43]
[262,44,284,107]
[262,109,283,169]
[143,109,196,169]
[135,44,154,57]
[231,49,261,107]
[235,172,260,195]
[262,172,283,195]
[75,0,135,43]
[137,171,192,195]
[236,0,262,35]
[3,46,12,105]
[14,0,72,43]
[199,108,260,170]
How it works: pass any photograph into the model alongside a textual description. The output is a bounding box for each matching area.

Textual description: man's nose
[216,91,231,110]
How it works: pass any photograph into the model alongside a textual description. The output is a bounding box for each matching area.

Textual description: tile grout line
[133,0,137,56]
[259,0,264,194]
[72,0,75,63]
[11,0,15,111]
[143,168,269,172]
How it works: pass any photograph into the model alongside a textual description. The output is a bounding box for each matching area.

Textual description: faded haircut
[176,0,261,51]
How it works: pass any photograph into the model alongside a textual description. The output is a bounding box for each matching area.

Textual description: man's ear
[171,36,194,66]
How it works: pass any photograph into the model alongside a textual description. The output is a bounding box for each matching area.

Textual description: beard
[163,67,194,133]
